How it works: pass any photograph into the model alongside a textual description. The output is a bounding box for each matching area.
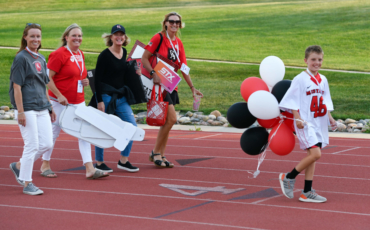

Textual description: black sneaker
[117,160,139,172]
[95,163,113,173]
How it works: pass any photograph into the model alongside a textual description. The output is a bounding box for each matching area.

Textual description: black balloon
[271,80,292,103]
[240,127,269,155]
[227,102,257,129]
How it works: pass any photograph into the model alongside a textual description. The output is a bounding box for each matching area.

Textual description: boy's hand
[295,119,304,129]
[329,117,337,131]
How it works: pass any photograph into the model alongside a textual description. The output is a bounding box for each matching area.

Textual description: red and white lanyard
[66,46,84,79]
[166,31,180,63]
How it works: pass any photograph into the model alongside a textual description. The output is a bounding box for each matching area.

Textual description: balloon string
[248,118,284,178]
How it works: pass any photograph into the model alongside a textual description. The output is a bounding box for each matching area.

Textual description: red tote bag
[146,85,168,126]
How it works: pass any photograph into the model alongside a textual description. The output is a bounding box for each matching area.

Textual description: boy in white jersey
[278,45,337,203]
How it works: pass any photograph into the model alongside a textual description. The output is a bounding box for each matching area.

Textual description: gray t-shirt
[9,50,51,111]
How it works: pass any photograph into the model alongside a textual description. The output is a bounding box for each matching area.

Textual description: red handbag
[146,85,168,126]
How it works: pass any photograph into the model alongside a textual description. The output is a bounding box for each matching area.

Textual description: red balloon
[268,122,295,156]
[281,111,295,132]
[257,117,280,128]
[240,77,269,102]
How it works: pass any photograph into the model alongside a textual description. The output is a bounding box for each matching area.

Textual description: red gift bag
[146,85,168,126]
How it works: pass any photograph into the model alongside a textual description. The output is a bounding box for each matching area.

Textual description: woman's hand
[135,68,142,76]
[152,72,161,85]
[192,88,203,99]
[58,95,68,105]
[82,78,89,86]
[50,109,56,123]
[97,102,105,112]
[17,113,26,127]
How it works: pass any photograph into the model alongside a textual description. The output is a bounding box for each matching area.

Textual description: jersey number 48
[310,96,327,118]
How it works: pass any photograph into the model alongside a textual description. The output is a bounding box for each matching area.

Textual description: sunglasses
[167,20,181,25]
[25,23,41,28]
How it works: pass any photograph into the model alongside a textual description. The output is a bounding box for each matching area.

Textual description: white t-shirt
[279,70,334,150]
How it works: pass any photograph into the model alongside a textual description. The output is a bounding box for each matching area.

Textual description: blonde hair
[160,12,185,38]
[102,33,130,47]
[59,23,82,47]
[18,24,42,54]
[305,45,324,59]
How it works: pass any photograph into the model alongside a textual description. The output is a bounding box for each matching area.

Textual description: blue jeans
[95,94,137,162]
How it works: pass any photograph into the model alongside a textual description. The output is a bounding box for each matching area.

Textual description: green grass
[1,48,369,119]
[0,0,369,71]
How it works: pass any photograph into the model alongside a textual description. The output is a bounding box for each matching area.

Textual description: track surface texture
[1,125,369,230]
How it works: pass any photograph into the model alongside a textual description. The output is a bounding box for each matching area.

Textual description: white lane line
[0,204,264,230]
[1,152,370,177]
[1,151,369,168]
[194,134,222,140]
[331,147,360,154]
[2,167,370,197]
[2,185,370,217]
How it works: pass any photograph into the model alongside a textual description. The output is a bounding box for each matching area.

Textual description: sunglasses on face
[25,23,41,28]
[167,20,181,25]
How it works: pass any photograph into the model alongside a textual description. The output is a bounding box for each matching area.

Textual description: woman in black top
[93,24,141,173]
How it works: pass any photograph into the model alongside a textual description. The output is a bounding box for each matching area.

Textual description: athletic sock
[286,168,300,179]
[304,180,313,193]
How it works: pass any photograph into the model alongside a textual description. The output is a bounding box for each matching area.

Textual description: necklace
[25,47,39,59]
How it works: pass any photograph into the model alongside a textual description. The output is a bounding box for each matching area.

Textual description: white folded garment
[59,104,145,151]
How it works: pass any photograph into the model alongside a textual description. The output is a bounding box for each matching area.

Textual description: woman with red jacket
[142,12,203,168]
[43,23,109,179]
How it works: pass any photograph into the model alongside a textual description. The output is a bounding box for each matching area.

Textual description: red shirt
[47,47,87,104]
[145,33,187,91]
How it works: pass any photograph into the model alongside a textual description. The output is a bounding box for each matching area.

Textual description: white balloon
[248,91,280,119]
[259,56,285,87]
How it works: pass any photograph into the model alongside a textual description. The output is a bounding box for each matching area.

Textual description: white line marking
[331,147,360,154]
[195,134,222,140]
[1,185,370,217]
[251,189,301,204]
[0,204,264,230]
[2,168,370,197]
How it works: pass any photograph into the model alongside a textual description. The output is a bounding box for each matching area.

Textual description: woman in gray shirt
[9,23,56,195]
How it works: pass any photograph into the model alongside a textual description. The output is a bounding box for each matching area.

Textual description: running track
[0,124,369,229]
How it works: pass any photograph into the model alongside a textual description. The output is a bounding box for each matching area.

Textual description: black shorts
[163,90,179,105]
[307,142,322,150]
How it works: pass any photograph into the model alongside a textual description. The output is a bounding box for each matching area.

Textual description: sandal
[149,151,166,168]
[86,169,110,180]
[162,156,174,168]
[40,169,57,178]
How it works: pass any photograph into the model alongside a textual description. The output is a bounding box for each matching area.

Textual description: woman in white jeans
[43,23,109,180]
[9,23,55,195]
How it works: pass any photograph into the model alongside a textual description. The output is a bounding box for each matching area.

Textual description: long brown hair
[59,23,82,47]
[160,12,185,38]
[17,24,42,54]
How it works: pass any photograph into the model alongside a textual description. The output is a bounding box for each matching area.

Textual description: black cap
[111,24,125,34]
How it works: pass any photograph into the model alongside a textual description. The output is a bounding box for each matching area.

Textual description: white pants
[42,101,92,165]
[16,110,53,182]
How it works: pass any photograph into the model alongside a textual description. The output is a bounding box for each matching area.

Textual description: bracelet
[18,112,24,115]
[190,86,194,89]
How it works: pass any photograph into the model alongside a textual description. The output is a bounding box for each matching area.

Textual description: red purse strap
[158,85,163,102]
[151,85,163,101]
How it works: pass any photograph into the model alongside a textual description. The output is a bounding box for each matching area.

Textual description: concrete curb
[1,120,369,139]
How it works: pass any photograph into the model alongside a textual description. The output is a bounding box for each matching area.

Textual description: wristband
[190,86,194,89]
[18,112,24,115]
[150,70,155,76]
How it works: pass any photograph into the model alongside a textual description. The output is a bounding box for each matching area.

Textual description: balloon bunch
[227,56,296,177]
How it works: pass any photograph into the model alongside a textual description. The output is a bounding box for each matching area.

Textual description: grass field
[0,0,369,119]
[0,0,369,71]
[1,48,369,119]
